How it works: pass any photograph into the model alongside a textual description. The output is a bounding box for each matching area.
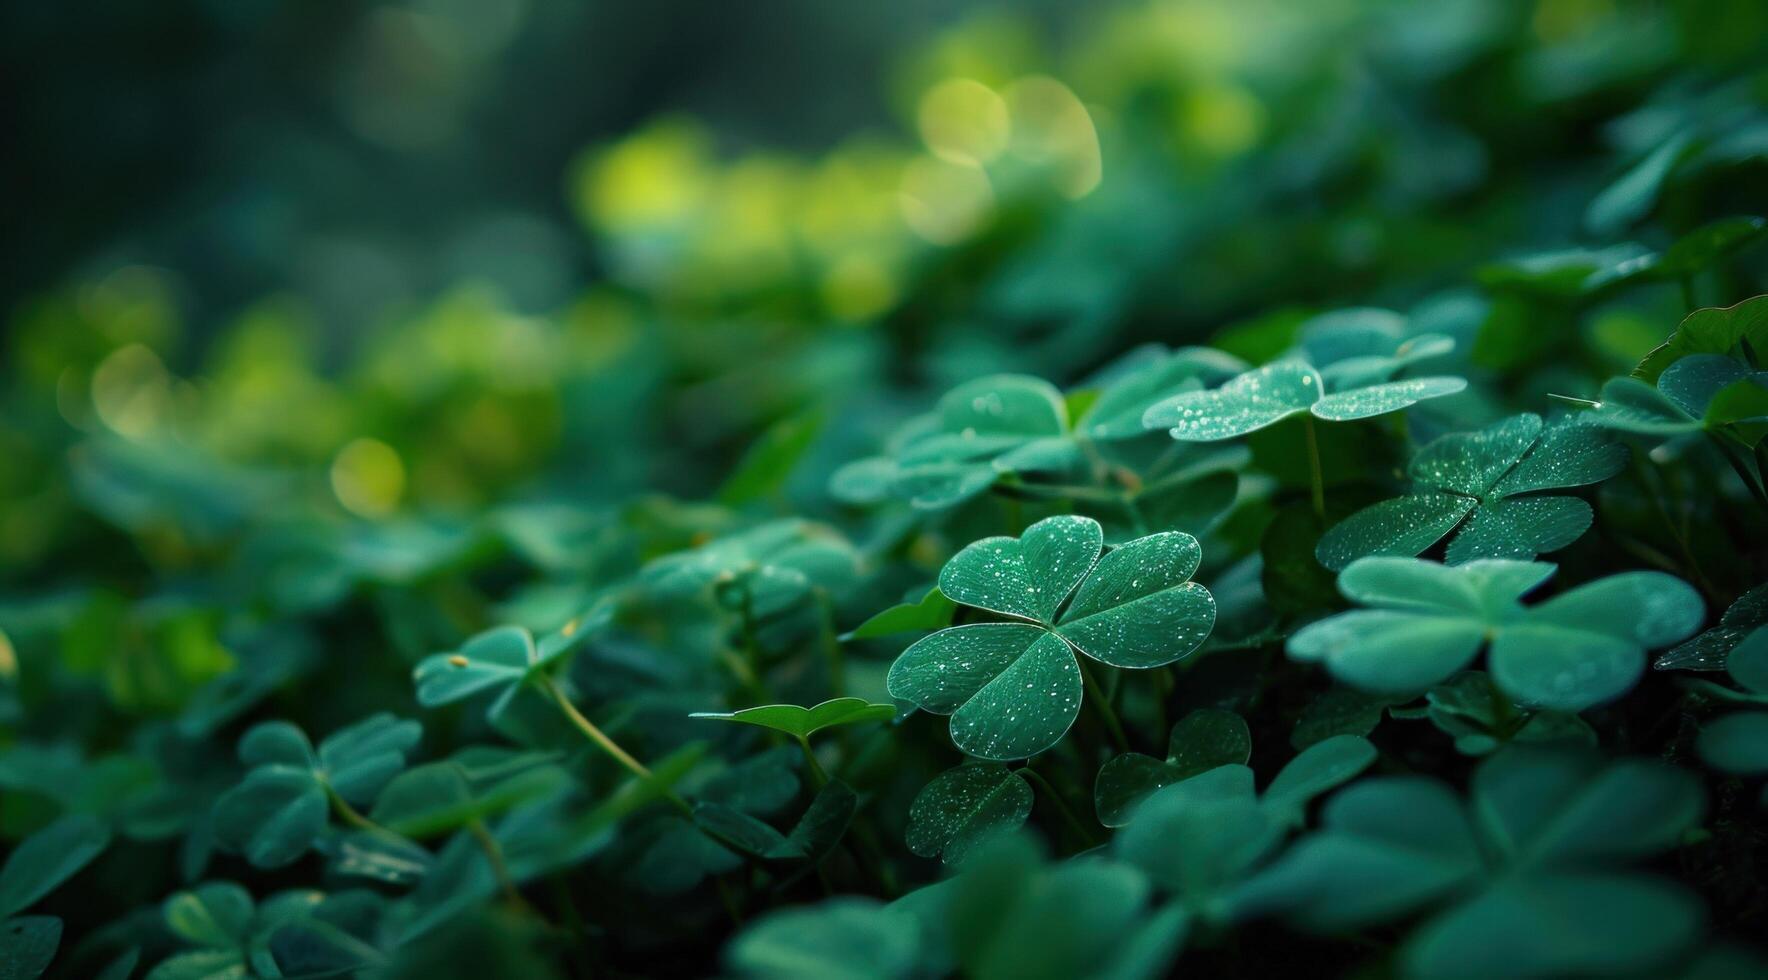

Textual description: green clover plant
[1288,558,1704,710]
[887,515,1216,760]
[212,715,422,869]
[1315,413,1626,569]
[1239,747,1706,978]
[904,764,1033,866]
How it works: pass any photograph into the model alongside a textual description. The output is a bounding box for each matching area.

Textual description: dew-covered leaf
[906,765,1033,864]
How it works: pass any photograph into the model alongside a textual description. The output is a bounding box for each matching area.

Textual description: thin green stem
[1078,660,1129,753]
[467,817,532,914]
[796,735,829,788]
[815,589,846,700]
[1302,414,1326,518]
[1019,768,1099,848]
[541,674,692,815]
[1680,275,1698,311]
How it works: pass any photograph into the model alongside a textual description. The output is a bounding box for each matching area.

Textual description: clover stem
[1680,274,1697,311]
[324,786,387,835]
[815,589,846,700]
[1124,495,1151,537]
[714,875,744,925]
[1078,660,1130,753]
[467,816,532,915]
[1302,415,1326,518]
[541,673,692,816]
[1019,768,1098,848]
[796,735,830,788]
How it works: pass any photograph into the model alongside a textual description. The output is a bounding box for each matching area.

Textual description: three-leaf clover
[887,515,1216,760]
[1288,558,1704,711]
[1142,358,1465,442]
[1656,585,1768,784]
[1239,747,1707,978]
[1315,413,1626,569]
[641,519,861,617]
[905,764,1033,865]
[413,612,605,719]
[213,715,422,868]
[146,882,377,980]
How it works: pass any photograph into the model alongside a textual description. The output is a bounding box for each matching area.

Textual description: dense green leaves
[0,816,110,919]
[213,715,422,868]
[1316,414,1626,569]
[1242,747,1706,977]
[889,515,1215,759]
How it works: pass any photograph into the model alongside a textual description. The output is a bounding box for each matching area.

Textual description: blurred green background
[4,0,1766,585]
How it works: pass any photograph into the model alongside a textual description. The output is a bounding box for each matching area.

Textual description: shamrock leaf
[905,765,1033,865]
[641,519,861,616]
[1240,747,1706,978]
[689,698,896,740]
[888,515,1216,760]
[829,375,1069,510]
[213,714,422,868]
[1395,671,1595,756]
[147,883,374,980]
[368,752,569,839]
[1113,766,1281,926]
[1316,413,1626,569]
[1143,357,1465,442]
[1289,558,1704,710]
[1094,709,1251,827]
[413,610,606,718]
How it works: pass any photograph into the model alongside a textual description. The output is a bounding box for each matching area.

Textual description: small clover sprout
[887,515,1216,760]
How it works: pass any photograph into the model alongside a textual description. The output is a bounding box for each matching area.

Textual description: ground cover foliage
[3,3,1768,979]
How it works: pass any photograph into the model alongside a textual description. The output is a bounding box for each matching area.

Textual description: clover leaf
[413,610,605,718]
[905,764,1033,865]
[1289,558,1704,710]
[1316,413,1626,569]
[213,714,422,868]
[829,375,1070,510]
[146,882,377,980]
[1094,709,1251,827]
[641,519,861,617]
[1143,357,1466,442]
[689,698,896,740]
[1655,584,1768,701]
[887,515,1216,760]
[0,917,61,980]
[1239,747,1706,978]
